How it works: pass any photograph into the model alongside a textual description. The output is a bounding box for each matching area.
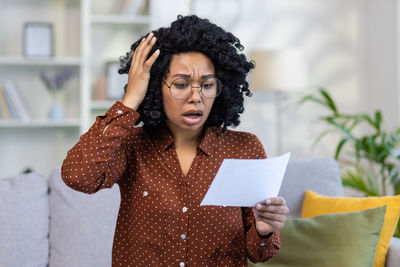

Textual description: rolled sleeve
[242,207,280,263]
[246,222,280,263]
[61,101,141,194]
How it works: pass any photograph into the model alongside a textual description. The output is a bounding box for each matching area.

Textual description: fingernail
[155,49,160,54]
[256,204,262,209]
[148,32,154,37]
[266,199,272,205]
[151,36,156,42]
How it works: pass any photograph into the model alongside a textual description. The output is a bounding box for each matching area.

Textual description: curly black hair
[119,15,255,131]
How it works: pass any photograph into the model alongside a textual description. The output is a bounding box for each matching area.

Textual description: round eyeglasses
[163,77,222,100]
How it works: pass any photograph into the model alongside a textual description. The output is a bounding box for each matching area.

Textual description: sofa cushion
[278,158,343,218]
[302,190,400,267]
[48,167,120,267]
[0,172,49,267]
[249,206,386,267]
[387,237,400,267]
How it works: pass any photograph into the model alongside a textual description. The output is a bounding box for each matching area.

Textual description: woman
[62,15,289,266]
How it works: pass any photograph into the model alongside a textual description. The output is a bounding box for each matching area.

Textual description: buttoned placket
[168,146,203,266]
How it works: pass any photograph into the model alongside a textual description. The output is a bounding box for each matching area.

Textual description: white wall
[360,0,399,131]
[2,0,397,177]
[151,0,399,159]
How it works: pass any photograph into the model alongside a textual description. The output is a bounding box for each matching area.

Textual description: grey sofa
[0,158,399,267]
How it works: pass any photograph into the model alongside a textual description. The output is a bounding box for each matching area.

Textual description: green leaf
[334,138,348,159]
[326,118,357,141]
[342,168,379,196]
[361,114,376,129]
[375,111,382,133]
[319,88,338,115]
[298,95,326,107]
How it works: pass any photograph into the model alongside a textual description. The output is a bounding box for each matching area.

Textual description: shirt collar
[148,124,222,156]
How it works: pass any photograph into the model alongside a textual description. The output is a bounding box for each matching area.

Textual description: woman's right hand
[122,32,160,110]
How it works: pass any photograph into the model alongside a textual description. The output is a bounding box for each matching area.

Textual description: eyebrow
[171,73,215,79]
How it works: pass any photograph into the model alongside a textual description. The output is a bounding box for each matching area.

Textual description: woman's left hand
[253,197,290,236]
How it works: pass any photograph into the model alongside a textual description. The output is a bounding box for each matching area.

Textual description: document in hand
[200,152,290,207]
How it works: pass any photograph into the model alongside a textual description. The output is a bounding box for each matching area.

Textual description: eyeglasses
[163,77,222,100]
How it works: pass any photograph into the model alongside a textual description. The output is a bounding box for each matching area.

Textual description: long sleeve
[242,207,281,263]
[61,101,140,194]
[241,133,281,263]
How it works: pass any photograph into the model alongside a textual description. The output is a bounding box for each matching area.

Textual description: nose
[187,85,202,103]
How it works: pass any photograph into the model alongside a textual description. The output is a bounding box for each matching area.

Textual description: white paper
[200,152,290,207]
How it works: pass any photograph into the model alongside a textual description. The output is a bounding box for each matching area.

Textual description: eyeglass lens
[170,78,221,99]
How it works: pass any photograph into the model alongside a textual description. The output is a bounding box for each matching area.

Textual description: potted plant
[299,88,400,237]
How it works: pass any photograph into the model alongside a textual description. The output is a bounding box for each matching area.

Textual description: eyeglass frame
[162,76,222,100]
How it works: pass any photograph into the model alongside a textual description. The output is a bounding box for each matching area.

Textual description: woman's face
[162,51,216,133]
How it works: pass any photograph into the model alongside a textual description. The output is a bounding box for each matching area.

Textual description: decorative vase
[48,91,65,120]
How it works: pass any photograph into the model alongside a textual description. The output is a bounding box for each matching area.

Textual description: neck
[166,122,204,148]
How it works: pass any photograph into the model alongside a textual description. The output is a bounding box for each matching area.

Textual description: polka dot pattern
[61,101,280,266]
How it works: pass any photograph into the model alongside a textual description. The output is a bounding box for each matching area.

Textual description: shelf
[91,14,150,25]
[91,100,116,109]
[0,119,81,128]
[0,0,153,176]
[0,57,82,66]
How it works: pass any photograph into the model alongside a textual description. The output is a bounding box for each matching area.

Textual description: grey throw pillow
[0,172,49,267]
[48,167,120,267]
[278,158,344,218]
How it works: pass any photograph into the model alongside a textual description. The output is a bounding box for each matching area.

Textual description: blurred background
[0,0,399,180]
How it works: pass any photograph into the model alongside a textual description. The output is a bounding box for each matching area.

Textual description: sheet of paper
[200,152,290,207]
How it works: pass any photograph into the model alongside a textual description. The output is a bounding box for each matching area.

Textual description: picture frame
[106,61,127,100]
[23,22,53,57]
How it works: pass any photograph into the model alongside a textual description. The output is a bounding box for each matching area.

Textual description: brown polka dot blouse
[61,101,280,266]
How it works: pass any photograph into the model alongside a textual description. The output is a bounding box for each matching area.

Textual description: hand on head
[122,32,160,110]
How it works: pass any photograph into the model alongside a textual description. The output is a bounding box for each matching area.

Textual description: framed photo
[24,22,53,57]
[106,61,127,100]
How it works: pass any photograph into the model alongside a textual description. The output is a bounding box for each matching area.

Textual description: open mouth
[182,110,203,125]
[183,111,203,118]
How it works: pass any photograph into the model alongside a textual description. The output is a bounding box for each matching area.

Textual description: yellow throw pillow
[301,190,400,267]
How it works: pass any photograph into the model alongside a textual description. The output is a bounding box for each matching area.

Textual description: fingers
[253,197,290,215]
[254,197,289,234]
[130,32,157,73]
[266,197,286,206]
[139,35,157,67]
[256,217,284,231]
[144,49,160,70]
[254,210,286,223]
[255,204,289,214]
[130,35,147,72]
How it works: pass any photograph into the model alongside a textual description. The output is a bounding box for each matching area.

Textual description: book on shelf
[93,77,107,101]
[1,82,31,121]
[1,84,18,119]
[0,86,11,119]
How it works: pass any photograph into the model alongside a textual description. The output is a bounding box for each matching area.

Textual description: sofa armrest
[386,237,400,267]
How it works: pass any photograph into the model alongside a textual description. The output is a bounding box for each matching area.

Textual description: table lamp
[249,49,308,155]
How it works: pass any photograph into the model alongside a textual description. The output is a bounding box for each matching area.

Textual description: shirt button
[143,191,148,196]
[181,234,186,240]
[117,109,123,114]
[180,262,185,267]
[182,207,188,212]
[260,242,265,247]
